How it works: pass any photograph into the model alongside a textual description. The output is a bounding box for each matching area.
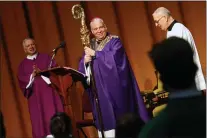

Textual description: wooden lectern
[39,66,87,137]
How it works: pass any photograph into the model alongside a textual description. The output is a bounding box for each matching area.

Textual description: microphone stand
[48,42,65,69]
[48,50,56,69]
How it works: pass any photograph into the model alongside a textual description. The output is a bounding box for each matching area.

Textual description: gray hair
[22,37,35,47]
[153,7,171,17]
[90,17,105,28]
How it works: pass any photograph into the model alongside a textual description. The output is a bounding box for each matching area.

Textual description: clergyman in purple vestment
[78,18,149,137]
[17,38,64,138]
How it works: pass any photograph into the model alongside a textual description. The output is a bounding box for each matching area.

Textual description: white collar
[27,53,38,60]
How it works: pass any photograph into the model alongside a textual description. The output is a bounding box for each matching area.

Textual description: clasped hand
[32,65,41,77]
[84,46,95,64]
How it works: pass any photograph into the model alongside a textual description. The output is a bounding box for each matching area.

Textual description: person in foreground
[17,38,64,138]
[0,112,6,138]
[138,37,206,138]
[78,18,149,137]
[46,112,73,138]
[152,7,206,93]
[116,113,145,138]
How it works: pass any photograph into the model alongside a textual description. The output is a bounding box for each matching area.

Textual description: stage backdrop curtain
[0,1,205,137]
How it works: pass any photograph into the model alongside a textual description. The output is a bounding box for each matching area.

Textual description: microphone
[52,41,66,53]
[48,41,65,68]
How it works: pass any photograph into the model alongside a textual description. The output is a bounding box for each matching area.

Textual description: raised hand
[84,54,92,64]
[84,46,95,56]
[32,65,41,77]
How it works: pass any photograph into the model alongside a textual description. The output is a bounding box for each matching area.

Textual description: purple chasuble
[78,35,149,131]
[17,53,64,138]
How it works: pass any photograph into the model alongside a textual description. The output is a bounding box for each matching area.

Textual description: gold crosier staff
[71,4,105,138]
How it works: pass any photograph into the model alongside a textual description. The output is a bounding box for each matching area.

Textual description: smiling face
[90,18,107,40]
[23,38,37,56]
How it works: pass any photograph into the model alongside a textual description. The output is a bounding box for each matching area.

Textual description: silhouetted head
[149,37,197,91]
[50,112,72,138]
[0,112,6,138]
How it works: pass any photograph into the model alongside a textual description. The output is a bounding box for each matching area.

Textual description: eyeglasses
[154,16,164,24]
